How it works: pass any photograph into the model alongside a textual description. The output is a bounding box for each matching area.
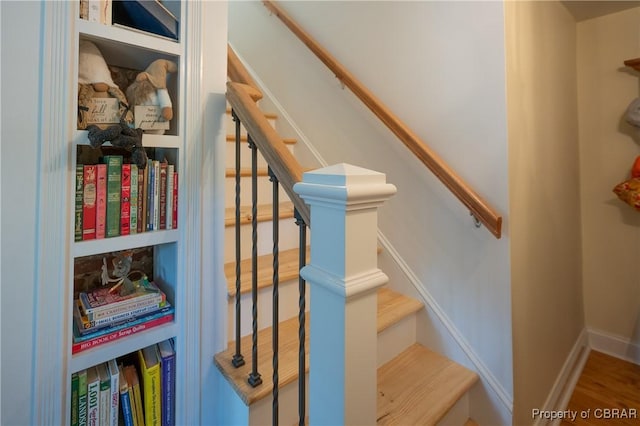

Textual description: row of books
[70,339,176,426]
[80,0,179,41]
[75,156,178,242]
[73,278,173,354]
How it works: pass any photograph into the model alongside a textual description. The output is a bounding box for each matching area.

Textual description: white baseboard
[588,328,640,366]
[535,329,590,426]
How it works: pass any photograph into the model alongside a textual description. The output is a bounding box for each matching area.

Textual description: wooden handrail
[226,81,310,226]
[228,45,263,100]
[262,0,502,238]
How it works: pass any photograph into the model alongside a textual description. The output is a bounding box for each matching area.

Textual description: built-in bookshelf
[68,1,183,423]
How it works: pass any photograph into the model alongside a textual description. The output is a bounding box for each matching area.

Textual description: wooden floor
[560,350,640,426]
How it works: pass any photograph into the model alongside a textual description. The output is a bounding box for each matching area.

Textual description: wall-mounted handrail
[262,0,503,238]
[226,80,311,226]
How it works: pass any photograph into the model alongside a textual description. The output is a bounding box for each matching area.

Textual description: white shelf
[74,229,179,257]
[70,321,178,374]
[77,18,180,56]
[74,130,181,149]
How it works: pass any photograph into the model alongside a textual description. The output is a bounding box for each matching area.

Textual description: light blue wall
[1,2,42,425]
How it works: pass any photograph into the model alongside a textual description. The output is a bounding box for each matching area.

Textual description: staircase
[214,105,481,425]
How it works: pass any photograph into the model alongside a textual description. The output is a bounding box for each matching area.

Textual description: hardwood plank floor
[560,350,640,426]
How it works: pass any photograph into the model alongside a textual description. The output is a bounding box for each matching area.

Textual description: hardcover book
[78,279,166,320]
[138,344,162,426]
[107,359,120,426]
[159,160,167,229]
[96,164,107,239]
[125,365,144,426]
[75,165,84,242]
[118,368,134,426]
[71,372,79,426]
[78,369,88,426]
[73,300,173,336]
[157,339,176,426]
[86,366,100,426]
[130,164,138,234]
[103,155,123,238]
[166,164,174,230]
[97,363,110,426]
[121,163,131,236]
[83,165,98,240]
[137,165,145,233]
[112,0,179,41]
[172,172,178,229]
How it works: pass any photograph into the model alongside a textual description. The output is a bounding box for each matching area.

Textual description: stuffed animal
[126,59,178,134]
[86,113,147,169]
[77,40,133,129]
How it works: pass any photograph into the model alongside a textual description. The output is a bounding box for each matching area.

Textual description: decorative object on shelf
[86,114,148,169]
[78,39,133,130]
[100,250,149,296]
[126,59,178,134]
[112,0,179,41]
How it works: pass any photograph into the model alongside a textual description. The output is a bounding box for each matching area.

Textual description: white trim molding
[588,328,640,366]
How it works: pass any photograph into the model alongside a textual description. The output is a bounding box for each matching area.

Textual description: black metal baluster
[231,109,245,368]
[247,134,263,387]
[294,209,307,426]
[269,167,280,425]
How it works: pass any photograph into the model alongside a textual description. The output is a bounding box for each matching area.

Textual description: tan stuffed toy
[77,40,133,129]
[126,59,178,134]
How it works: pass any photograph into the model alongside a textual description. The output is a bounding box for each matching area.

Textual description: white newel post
[293,163,397,425]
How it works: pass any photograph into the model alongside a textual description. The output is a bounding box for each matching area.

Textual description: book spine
[71,372,79,426]
[172,172,178,229]
[87,367,100,426]
[147,163,155,231]
[96,164,107,239]
[104,155,122,238]
[159,161,167,229]
[119,369,134,426]
[128,366,144,426]
[139,346,161,426]
[72,314,174,354]
[137,165,145,233]
[166,165,174,230]
[98,363,110,426]
[74,304,174,337]
[78,369,88,426]
[75,165,84,241]
[120,163,131,236]
[85,295,166,323]
[107,360,119,426]
[159,343,176,426]
[130,164,138,235]
[82,165,97,240]
[153,160,160,230]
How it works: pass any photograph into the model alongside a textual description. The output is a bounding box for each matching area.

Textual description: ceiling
[561,1,640,22]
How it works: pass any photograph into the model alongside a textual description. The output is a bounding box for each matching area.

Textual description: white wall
[505,2,585,424]
[1,2,42,424]
[577,7,640,361]
[229,0,513,414]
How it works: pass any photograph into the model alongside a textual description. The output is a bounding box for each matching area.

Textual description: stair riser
[227,278,310,338]
[248,374,309,426]
[225,111,277,133]
[224,176,292,209]
[224,218,302,263]
[377,314,418,367]
[437,393,470,426]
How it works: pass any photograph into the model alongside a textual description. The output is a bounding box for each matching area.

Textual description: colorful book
[74,297,167,332]
[74,302,174,336]
[157,339,176,426]
[130,164,138,234]
[78,280,166,319]
[75,165,84,242]
[97,363,110,426]
[78,369,88,426]
[146,162,154,231]
[107,359,119,426]
[137,165,145,233]
[159,160,168,229]
[172,172,178,229]
[125,365,144,426]
[103,155,122,238]
[86,366,100,426]
[72,310,174,354]
[138,344,162,426]
[82,165,97,240]
[119,368,134,426]
[153,160,160,230]
[166,164,174,230]
[71,372,79,426]
[96,164,107,239]
[121,163,131,236]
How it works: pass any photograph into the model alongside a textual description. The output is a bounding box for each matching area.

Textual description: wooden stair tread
[227,134,297,145]
[377,287,423,332]
[227,106,278,120]
[214,288,422,406]
[224,201,295,227]
[225,246,309,297]
[377,343,478,425]
[214,314,310,405]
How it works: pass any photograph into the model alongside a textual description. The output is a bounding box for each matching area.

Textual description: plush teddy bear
[86,113,147,169]
[77,39,133,129]
[126,59,178,134]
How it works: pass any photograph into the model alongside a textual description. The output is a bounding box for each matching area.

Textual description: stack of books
[72,278,173,354]
[70,339,176,426]
[75,155,179,242]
